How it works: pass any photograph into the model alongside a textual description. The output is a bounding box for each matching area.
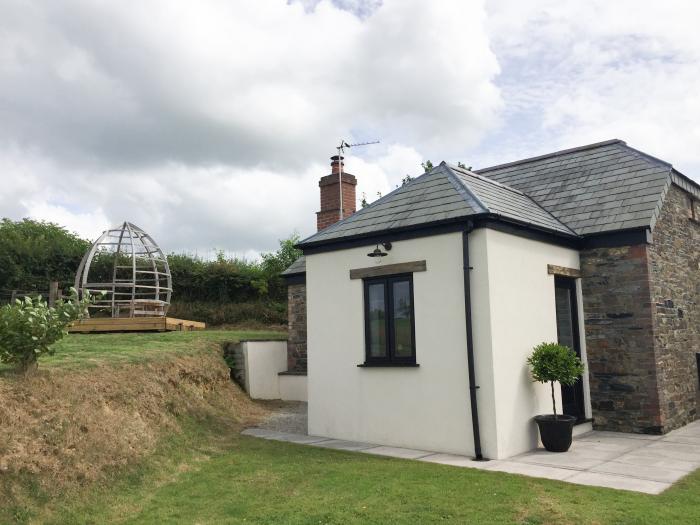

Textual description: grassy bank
[0,328,285,373]
[3,331,699,524]
[36,424,700,525]
[0,329,283,524]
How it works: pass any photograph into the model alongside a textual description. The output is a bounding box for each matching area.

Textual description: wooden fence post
[49,281,59,307]
[10,290,17,303]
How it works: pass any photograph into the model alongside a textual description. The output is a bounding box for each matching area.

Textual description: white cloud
[0,0,501,253]
[480,0,700,175]
[4,0,698,258]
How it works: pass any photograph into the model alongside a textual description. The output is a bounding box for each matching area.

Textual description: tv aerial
[335,139,380,218]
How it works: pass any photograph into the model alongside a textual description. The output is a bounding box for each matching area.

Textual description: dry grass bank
[0,346,267,495]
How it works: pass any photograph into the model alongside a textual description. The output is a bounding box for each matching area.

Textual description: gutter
[297,213,581,254]
[462,221,487,461]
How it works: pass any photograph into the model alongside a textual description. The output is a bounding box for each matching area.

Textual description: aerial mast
[336,139,380,219]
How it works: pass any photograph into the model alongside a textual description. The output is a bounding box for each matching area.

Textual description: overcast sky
[1,0,699,259]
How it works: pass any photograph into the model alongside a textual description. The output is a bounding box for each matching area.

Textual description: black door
[554,276,586,421]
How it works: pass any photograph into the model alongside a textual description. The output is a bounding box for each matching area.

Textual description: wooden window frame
[360,273,417,367]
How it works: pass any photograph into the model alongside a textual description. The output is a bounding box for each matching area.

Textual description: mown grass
[4,331,700,524]
[35,421,700,525]
[0,328,285,373]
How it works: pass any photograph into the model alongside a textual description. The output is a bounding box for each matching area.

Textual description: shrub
[0,288,91,373]
[527,342,584,417]
[0,218,90,292]
[168,300,286,326]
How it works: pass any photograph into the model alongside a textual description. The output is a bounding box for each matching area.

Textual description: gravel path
[256,401,308,435]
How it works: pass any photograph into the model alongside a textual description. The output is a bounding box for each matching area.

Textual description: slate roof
[475,140,674,235]
[281,255,306,276]
[297,162,575,248]
[284,139,699,276]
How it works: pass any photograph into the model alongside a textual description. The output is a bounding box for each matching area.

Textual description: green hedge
[0,219,300,326]
[168,300,286,326]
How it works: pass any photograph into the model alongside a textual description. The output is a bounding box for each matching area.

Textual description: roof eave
[298,212,581,255]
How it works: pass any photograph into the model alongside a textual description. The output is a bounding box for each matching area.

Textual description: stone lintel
[547,264,581,278]
[349,260,427,280]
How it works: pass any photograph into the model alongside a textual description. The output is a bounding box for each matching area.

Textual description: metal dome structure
[75,222,172,318]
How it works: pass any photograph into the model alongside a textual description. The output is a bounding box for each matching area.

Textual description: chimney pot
[316,155,357,231]
[330,155,344,174]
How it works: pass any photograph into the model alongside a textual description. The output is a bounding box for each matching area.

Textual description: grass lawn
[0,328,286,373]
[4,330,700,524]
[43,419,700,525]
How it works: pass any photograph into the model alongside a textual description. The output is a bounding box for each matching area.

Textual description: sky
[1,0,699,259]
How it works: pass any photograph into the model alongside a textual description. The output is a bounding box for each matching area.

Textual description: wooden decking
[68,316,206,333]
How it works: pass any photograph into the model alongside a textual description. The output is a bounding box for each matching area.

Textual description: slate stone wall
[648,185,700,430]
[580,244,663,433]
[286,283,307,372]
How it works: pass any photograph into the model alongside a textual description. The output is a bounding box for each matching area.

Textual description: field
[2,331,700,524]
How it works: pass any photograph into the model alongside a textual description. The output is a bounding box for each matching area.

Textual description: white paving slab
[574,436,650,452]
[635,441,700,462]
[514,450,605,470]
[590,460,691,483]
[310,439,378,451]
[485,461,576,481]
[363,446,434,459]
[613,452,700,472]
[419,453,493,469]
[241,422,700,494]
[276,434,330,445]
[565,471,670,495]
[662,434,700,445]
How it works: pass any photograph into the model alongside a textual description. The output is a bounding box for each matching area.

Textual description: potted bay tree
[527,342,584,452]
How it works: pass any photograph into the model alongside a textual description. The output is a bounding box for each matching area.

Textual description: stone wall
[648,185,700,430]
[580,244,663,433]
[286,283,307,372]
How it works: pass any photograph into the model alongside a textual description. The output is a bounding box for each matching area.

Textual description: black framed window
[362,274,416,366]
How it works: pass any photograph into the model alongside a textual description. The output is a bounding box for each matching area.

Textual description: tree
[457,161,472,170]
[401,175,414,186]
[527,342,584,418]
[0,288,92,373]
[421,160,434,172]
[0,218,90,292]
[361,193,369,208]
[258,234,303,300]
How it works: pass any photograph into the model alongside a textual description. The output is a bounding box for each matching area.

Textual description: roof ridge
[617,143,673,170]
[475,139,625,174]
[439,163,489,213]
[443,163,577,236]
[302,164,442,238]
[446,162,526,196]
[313,169,423,235]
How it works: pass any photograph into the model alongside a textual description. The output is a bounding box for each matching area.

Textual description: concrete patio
[242,419,700,494]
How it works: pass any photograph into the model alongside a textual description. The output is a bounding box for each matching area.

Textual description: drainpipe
[462,222,486,461]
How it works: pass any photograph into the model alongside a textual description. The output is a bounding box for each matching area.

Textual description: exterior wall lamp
[367,242,392,258]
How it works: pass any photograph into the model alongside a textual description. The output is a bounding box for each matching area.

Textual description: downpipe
[462,222,487,461]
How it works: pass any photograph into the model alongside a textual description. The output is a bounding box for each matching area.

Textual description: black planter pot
[534,414,577,452]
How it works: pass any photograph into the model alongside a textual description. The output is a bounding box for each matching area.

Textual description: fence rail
[0,282,65,306]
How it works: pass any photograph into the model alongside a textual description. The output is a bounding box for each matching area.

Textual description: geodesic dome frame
[75,222,172,318]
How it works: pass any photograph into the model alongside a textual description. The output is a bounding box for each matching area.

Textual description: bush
[168,300,286,326]
[0,288,91,372]
[0,218,301,327]
[527,342,584,417]
[0,218,90,292]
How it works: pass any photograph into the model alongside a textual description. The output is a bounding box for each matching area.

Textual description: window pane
[368,283,386,357]
[392,280,413,357]
[555,286,575,351]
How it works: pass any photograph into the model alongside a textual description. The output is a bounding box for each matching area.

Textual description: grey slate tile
[293,140,684,253]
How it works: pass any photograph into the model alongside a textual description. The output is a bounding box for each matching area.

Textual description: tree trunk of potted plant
[528,343,584,453]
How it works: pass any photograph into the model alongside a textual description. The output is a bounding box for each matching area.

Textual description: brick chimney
[316,155,357,231]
